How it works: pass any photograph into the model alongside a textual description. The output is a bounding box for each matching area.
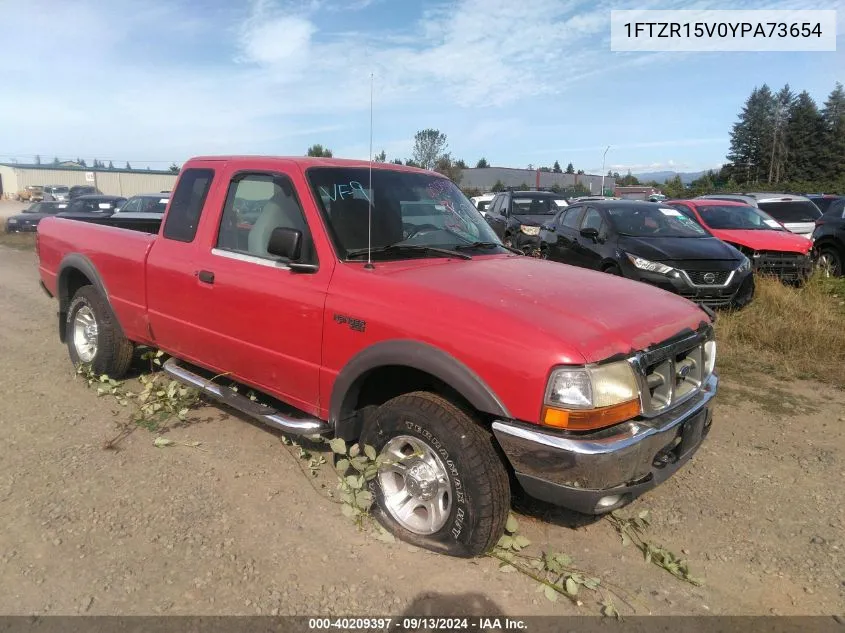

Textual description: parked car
[470,193,495,215]
[4,201,64,233]
[113,193,170,217]
[68,185,101,199]
[36,156,719,556]
[695,193,821,239]
[805,194,844,214]
[42,185,70,202]
[484,190,571,254]
[665,199,813,283]
[55,195,126,220]
[16,185,44,202]
[812,198,845,276]
[538,200,754,309]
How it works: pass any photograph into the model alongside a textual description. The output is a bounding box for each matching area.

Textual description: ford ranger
[36,156,718,557]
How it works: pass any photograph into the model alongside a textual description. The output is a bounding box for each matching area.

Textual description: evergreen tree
[35,155,41,165]
[565,162,575,174]
[475,157,489,168]
[576,169,584,175]
[391,158,403,165]
[727,85,775,183]
[108,160,115,169]
[767,84,794,183]
[785,91,824,182]
[552,160,562,173]
[373,150,386,162]
[820,82,845,181]
[125,162,132,170]
[52,156,60,165]
[491,180,505,192]
[79,158,87,167]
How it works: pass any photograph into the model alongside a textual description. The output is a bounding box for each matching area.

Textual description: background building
[0,163,178,198]
[459,167,615,194]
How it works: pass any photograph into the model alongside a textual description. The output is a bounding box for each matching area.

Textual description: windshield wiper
[454,241,522,255]
[346,244,472,261]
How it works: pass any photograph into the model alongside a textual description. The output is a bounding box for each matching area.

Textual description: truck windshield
[307,167,505,260]
[609,205,709,238]
[697,204,785,231]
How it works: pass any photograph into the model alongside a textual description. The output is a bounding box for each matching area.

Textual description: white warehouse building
[0,163,178,199]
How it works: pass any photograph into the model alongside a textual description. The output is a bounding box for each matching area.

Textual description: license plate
[678,410,706,456]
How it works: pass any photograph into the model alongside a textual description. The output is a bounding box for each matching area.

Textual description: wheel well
[335,365,485,441]
[601,261,619,271]
[58,268,93,341]
[815,238,844,256]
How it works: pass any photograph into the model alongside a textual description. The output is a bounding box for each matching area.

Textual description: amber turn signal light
[542,399,641,431]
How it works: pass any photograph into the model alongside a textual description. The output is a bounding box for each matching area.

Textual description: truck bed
[37,216,158,344]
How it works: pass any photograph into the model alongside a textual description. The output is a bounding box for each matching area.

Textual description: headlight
[543,361,641,430]
[737,256,751,273]
[625,253,673,275]
[520,225,540,236]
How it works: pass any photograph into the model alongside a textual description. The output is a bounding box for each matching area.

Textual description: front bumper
[753,253,813,283]
[492,373,717,514]
[512,231,541,253]
[627,265,754,309]
[5,222,36,233]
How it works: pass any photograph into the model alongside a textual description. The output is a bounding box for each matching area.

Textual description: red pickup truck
[36,156,718,557]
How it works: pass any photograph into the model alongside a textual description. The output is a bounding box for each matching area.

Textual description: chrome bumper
[492,373,718,514]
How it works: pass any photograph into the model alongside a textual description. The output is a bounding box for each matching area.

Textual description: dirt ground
[0,237,842,617]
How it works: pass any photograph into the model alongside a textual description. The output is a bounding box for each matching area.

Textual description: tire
[817,246,843,277]
[603,264,622,276]
[66,285,134,378]
[360,391,510,558]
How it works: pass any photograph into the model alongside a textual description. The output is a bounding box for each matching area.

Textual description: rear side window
[581,208,603,231]
[822,199,845,218]
[163,168,214,242]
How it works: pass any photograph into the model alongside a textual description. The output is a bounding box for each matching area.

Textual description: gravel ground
[0,244,842,617]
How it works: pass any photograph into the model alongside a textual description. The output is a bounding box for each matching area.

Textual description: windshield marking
[318,181,370,203]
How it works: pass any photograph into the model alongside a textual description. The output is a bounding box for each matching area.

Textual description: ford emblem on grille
[702,272,716,284]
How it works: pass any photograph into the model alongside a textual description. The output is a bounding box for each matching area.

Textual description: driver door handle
[196,270,215,284]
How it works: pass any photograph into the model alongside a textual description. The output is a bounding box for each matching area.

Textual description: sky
[0,0,842,175]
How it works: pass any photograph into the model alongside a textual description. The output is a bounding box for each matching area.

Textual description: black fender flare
[330,340,511,439]
[56,253,125,342]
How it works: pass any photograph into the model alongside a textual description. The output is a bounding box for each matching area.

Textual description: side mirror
[542,223,556,232]
[267,227,318,273]
[580,227,600,240]
[267,226,302,260]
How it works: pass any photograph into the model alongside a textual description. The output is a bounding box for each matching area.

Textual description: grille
[678,292,735,308]
[754,252,809,281]
[685,270,731,286]
[631,328,714,416]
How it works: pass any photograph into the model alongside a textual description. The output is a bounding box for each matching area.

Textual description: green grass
[716,272,845,389]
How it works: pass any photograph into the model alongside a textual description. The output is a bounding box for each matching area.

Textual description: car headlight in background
[542,361,641,430]
[520,225,541,236]
[625,253,674,275]
[737,256,751,273]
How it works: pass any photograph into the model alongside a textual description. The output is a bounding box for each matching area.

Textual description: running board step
[163,358,329,436]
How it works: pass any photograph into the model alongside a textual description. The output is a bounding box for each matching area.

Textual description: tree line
[724,82,844,191]
[29,155,180,173]
[306,134,590,184]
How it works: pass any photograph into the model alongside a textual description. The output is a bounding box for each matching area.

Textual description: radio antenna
[364,72,375,270]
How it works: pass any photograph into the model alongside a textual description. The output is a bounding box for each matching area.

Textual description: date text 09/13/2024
[308,618,527,630]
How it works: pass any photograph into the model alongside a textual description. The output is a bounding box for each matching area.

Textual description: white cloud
[238,16,316,66]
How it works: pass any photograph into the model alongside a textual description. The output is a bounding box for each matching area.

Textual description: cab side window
[216,173,316,264]
[163,168,214,242]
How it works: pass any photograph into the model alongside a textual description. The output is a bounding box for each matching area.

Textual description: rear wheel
[66,286,134,378]
[360,392,510,557]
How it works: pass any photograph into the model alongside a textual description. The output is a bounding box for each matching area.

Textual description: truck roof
[186,155,432,174]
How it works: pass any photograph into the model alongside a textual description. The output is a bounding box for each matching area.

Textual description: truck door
[146,161,332,414]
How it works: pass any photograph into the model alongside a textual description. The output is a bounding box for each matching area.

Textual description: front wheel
[360,392,510,557]
[66,285,134,378]
[817,247,843,277]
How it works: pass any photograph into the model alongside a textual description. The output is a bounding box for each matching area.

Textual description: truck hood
[376,255,711,363]
[712,228,812,254]
[618,235,739,262]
